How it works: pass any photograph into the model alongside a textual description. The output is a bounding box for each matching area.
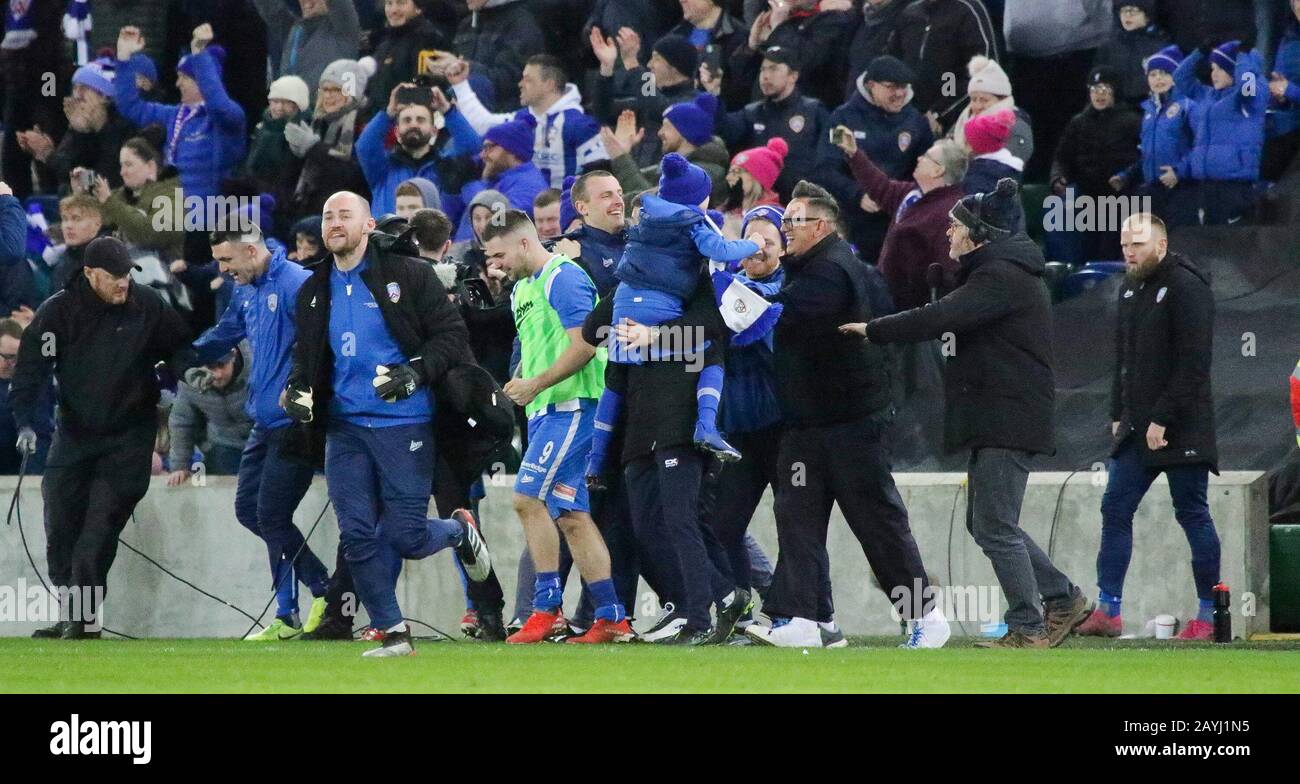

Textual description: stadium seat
[1020,182,1049,244]
[1042,261,1073,301]
[1083,260,1126,275]
[1058,268,1115,301]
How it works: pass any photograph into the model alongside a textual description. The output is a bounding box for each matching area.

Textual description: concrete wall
[0,471,1270,638]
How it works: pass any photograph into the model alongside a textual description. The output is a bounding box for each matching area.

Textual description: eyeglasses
[1089,84,1114,94]
[780,214,826,229]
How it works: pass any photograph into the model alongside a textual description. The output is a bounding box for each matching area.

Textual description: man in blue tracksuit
[1174,40,1267,224]
[285,191,492,657]
[1114,45,1195,226]
[192,226,332,640]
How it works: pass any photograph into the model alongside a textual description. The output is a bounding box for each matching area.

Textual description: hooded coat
[867,233,1056,456]
[1110,251,1218,470]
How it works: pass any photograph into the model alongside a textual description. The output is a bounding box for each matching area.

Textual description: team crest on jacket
[387,282,401,303]
[789,114,805,133]
[1166,103,1181,119]
[267,293,278,312]
[897,130,912,151]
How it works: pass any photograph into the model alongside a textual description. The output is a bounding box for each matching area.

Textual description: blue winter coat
[357,108,482,220]
[1174,49,1267,182]
[115,50,246,199]
[1269,22,1300,138]
[720,267,784,436]
[192,248,310,430]
[1126,90,1194,184]
[615,196,757,301]
[454,161,549,242]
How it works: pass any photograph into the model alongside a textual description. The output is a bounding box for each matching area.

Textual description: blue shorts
[514,401,595,518]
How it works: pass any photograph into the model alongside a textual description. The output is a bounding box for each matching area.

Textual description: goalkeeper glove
[284,382,314,423]
[372,363,422,402]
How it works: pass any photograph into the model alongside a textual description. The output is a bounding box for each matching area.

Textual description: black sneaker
[299,615,354,640]
[31,622,65,639]
[452,508,492,582]
[59,621,100,640]
[662,627,713,646]
[638,602,688,643]
[362,626,415,657]
[476,610,508,642]
[705,588,753,644]
[506,616,525,636]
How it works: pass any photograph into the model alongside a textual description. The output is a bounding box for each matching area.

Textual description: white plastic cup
[1154,614,1177,639]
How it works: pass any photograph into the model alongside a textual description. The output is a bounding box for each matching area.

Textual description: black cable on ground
[238,499,333,639]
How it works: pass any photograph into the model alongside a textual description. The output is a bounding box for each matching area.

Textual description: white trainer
[745,617,822,648]
[900,607,951,649]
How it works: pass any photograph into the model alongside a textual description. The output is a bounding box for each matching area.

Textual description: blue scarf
[2,0,36,50]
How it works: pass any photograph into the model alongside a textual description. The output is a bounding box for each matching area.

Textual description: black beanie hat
[653,34,699,80]
[949,178,1022,242]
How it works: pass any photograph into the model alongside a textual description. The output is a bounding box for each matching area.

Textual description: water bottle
[1213,583,1232,643]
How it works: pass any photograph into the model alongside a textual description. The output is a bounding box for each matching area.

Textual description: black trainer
[31,622,65,639]
[452,508,492,582]
[299,615,354,640]
[476,610,508,642]
[639,602,688,643]
[663,627,713,646]
[59,621,100,640]
[705,588,753,644]
[362,626,415,657]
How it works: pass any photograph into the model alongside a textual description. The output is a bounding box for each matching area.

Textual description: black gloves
[372,363,422,402]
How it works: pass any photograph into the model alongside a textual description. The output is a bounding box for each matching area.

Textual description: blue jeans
[1098,438,1222,602]
[325,420,460,630]
[234,425,330,617]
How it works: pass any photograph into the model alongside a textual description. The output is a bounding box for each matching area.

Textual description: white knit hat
[267,75,310,113]
[966,55,1012,97]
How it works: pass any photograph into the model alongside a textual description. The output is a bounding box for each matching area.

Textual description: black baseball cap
[83,236,141,277]
[762,45,801,71]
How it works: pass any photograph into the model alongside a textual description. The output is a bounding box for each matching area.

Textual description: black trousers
[766,412,933,623]
[700,425,782,595]
[41,422,157,621]
[624,446,734,631]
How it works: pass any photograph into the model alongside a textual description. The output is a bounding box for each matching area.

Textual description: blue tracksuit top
[1174,49,1267,182]
[565,223,624,298]
[327,254,433,427]
[1128,90,1194,183]
[194,248,308,430]
[720,267,784,435]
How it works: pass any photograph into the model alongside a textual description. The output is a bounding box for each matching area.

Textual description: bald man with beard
[284,191,493,656]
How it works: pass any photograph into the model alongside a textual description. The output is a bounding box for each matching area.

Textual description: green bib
[511,254,606,417]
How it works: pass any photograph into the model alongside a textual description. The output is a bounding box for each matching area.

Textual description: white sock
[818,620,837,631]
[386,622,408,634]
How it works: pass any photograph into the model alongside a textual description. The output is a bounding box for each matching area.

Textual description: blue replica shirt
[543,257,598,329]
[193,248,309,430]
[327,255,433,427]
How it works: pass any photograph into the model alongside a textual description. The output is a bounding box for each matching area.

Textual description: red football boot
[1175,618,1213,641]
[359,627,387,642]
[566,618,636,644]
[506,610,567,644]
[1075,609,1122,637]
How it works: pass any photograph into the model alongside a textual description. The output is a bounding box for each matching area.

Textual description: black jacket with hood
[867,232,1056,456]
[1110,251,1217,470]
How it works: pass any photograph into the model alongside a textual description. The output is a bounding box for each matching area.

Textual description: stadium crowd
[0,0,1295,654]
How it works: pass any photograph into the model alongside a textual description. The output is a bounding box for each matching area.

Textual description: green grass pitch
[3,637,1299,693]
